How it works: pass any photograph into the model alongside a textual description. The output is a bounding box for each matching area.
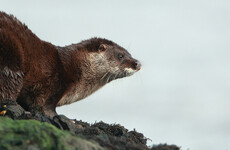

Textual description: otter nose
[134,61,141,71]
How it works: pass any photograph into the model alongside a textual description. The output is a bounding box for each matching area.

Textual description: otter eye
[118,54,124,59]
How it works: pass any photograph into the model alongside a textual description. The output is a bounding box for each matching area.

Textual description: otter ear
[98,44,107,52]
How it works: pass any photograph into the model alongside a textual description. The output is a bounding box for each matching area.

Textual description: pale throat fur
[57,50,110,106]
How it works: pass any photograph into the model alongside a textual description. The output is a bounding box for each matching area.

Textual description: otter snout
[123,59,141,77]
[132,60,141,71]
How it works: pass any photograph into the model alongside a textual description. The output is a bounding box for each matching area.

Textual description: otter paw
[0,105,7,116]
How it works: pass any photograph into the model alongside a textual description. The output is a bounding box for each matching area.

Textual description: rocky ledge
[0,100,180,150]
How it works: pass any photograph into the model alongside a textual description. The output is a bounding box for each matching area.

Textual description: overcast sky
[1,0,230,149]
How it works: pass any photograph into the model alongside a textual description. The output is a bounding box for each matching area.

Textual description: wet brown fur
[0,11,140,117]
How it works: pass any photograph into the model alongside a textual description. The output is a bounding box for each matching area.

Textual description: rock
[151,144,180,150]
[0,117,104,150]
[0,101,180,150]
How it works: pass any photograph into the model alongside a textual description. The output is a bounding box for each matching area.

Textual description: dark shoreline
[0,101,180,150]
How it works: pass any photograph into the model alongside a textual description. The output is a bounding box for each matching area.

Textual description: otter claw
[0,105,7,116]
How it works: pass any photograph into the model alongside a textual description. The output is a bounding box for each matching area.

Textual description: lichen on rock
[0,117,104,150]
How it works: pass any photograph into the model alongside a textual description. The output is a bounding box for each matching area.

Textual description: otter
[0,11,141,117]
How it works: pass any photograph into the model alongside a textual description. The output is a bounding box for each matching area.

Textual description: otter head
[87,38,141,83]
[57,38,141,107]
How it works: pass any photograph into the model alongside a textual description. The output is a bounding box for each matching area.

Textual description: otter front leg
[26,90,59,119]
[0,67,24,117]
[0,28,26,116]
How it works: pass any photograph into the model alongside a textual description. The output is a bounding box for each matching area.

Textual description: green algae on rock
[0,117,104,150]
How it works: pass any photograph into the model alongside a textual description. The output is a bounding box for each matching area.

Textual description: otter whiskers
[100,72,109,81]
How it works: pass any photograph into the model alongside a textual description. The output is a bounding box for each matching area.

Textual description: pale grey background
[1,0,230,149]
